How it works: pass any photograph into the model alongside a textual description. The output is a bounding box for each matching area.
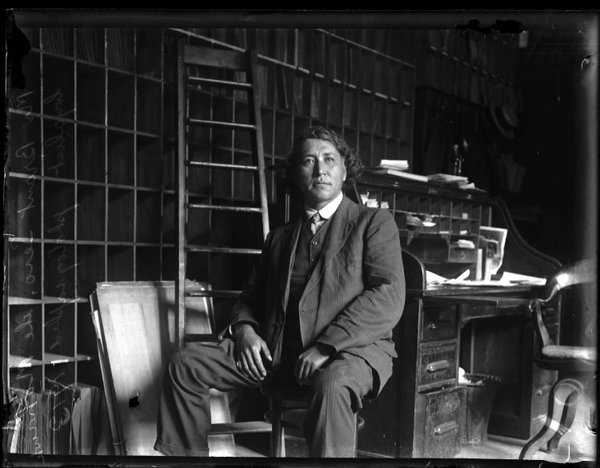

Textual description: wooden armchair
[519,259,597,459]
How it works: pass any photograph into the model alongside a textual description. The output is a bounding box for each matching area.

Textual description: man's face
[292,138,347,210]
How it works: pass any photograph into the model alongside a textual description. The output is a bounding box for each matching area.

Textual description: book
[378,159,409,170]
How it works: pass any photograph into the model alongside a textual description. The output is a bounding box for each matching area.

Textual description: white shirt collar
[304,192,344,220]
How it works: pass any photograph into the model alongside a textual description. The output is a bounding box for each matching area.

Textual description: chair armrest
[530,299,554,348]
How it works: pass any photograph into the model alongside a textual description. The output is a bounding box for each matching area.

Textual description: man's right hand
[233,323,272,381]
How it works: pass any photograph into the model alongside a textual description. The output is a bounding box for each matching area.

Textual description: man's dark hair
[286,126,364,189]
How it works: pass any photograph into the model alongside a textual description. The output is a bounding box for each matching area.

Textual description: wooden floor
[224,399,597,464]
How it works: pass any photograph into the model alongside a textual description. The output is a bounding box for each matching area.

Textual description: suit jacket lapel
[278,220,302,311]
[303,196,359,298]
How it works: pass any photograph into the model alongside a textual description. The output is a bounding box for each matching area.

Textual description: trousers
[154,338,374,457]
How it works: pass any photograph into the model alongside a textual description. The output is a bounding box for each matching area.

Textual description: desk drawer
[422,387,463,458]
[417,341,457,392]
[421,305,457,342]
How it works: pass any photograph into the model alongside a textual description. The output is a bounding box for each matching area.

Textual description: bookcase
[5,27,169,408]
[4,25,416,454]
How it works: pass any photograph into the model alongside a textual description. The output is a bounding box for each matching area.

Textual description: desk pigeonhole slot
[417,340,457,392]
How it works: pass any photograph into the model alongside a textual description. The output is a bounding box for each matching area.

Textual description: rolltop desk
[352,171,561,458]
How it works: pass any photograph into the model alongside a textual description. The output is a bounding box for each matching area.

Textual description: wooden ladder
[176,41,272,455]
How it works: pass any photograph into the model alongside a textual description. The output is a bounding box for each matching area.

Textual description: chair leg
[545,379,583,453]
[270,397,285,457]
[519,378,583,460]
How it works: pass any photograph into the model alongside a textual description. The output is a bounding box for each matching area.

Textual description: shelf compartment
[137,135,162,188]
[77,245,105,298]
[107,246,134,281]
[358,132,373,168]
[7,113,42,176]
[44,243,75,299]
[108,188,134,242]
[8,50,41,114]
[135,246,161,281]
[274,112,292,155]
[76,28,105,64]
[44,303,75,357]
[136,29,162,78]
[43,180,75,240]
[326,82,344,126]
[6,176,42,238]
[9,366,43,392]
[9,242,42,300]
[77,185,105,241]
[186,194,211,245]
[108,71,135,129]
[41,28,74,57]
[77,124,105,182]
[136,191,162,243]
[107,130,134,185]
[233,101,252,151]
[9,304,43,362]
[45,361,76,384]
[42,55,75,119]
[293,72,311,116]
[161,193,176,245]
[43,118,75,179]
[77,63,105,124]
[261,108,274,155]
[106,28,134,71]
[137,78,162,134]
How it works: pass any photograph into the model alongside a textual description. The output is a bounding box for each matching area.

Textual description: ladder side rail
[246,49,271,240]
[176,39,188,349]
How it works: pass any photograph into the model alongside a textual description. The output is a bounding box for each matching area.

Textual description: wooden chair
[519,259,597,459]
[261,385,365,457]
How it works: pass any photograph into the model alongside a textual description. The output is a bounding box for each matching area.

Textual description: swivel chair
[519,259,597,459]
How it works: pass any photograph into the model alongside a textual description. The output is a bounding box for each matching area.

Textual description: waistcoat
[279,216,332,371]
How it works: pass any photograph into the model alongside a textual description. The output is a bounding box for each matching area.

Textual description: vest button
[312,240,318,246]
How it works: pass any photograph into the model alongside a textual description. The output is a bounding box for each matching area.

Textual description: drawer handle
[427,323,437,330]
[433,421,458,436]
[426,360,450,373]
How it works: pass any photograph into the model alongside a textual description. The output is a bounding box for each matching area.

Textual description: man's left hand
[294,343,332,385]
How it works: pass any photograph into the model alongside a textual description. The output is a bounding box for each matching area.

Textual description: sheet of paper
[480,226,508,277]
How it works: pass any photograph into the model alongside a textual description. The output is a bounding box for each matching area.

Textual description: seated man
[154,126,406,457]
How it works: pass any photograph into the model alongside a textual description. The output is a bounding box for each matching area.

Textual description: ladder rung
[186,203,263,213]
[209,421,272,435]
[187,118,256,131]
[187,75,252,91]
[187,245,262,255]
[186,160,259,172]
[185,289,242,298]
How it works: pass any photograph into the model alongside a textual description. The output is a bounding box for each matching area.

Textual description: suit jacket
[227,195,406,395]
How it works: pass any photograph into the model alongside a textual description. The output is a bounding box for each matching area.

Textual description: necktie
[309,212,322,235]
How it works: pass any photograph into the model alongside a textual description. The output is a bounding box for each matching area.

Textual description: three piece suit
[154,195,406,457]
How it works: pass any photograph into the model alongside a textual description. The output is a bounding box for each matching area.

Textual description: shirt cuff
[218,321,256,341]
[315,341,337,356]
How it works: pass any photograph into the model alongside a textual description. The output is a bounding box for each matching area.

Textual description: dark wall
[512,52,590,265]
